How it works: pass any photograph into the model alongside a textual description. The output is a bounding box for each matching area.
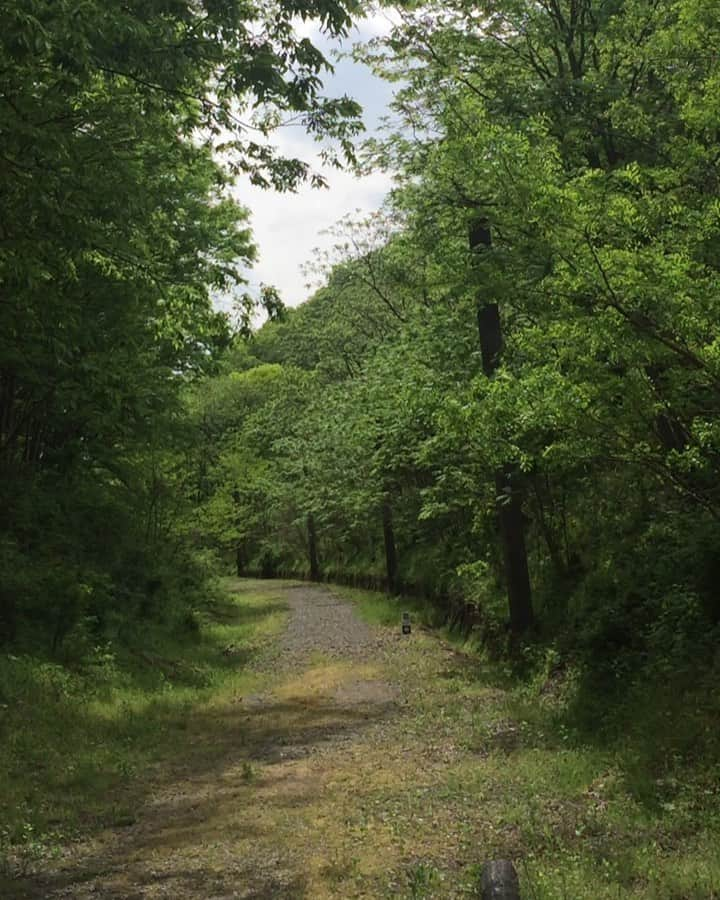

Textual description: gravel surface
[11,582,402,900]
[274,585,385,665]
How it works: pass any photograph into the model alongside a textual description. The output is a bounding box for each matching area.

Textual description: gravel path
[247,584,399,747]
[274,585,385,665]
[13,582,403,900]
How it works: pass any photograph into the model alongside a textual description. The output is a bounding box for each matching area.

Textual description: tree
[189,0,720,678]
[361,0,720,635]
[0,0,363,644]
[470,219,533,633]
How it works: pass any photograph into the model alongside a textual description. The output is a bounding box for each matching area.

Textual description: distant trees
[193,0,720,668]
[8,0,720,675]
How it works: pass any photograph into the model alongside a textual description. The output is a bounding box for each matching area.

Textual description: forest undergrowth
[348,586,720,899]
[0,580,288,887]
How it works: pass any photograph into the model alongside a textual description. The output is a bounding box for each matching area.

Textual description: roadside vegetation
[349,587,720,899]
[3,578,719,898]
[3,0,720,895]
[0,580,288,883]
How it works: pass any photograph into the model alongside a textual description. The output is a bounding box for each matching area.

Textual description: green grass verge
[338,583,720,899]
[0,577,288,879]
[336,585,448,632]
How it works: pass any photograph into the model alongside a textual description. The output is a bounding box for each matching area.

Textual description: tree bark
[307,513,320,581]
[470,218,534,633]
[381,499,398,594]
[0,592,16,644]
[477,302,503,377]
[235,544,244,577]
[495,469,534,633]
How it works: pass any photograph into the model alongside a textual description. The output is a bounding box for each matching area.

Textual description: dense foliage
[0,0,360,649]
[4,0,720,702]
[192,0,720,690]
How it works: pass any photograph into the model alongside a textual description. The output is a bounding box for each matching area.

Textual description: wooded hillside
[3,1,720,892]
[193,0,720,685]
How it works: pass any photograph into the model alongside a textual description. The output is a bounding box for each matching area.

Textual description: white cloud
[236,163,393,305]
[352,9,401,38]
[223,18,397,310]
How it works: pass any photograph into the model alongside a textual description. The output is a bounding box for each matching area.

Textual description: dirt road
[16,582,513,899]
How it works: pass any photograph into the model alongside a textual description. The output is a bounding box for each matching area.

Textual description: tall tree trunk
[470,218,534,633]
[0,591,16,645]
[307,513,320,581]
[495,469,534,632]
[235,543,244,577]
[381,499,398,594]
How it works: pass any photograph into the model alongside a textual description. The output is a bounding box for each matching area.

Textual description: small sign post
[402,612,411,635]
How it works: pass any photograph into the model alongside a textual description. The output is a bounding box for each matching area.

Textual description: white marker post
[402,612,411,635]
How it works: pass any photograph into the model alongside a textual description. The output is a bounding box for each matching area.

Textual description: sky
[229,14,398,310]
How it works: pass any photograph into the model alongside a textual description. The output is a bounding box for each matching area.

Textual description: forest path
[19,580,515,899]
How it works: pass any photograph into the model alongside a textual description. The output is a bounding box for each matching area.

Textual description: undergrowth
[342,583,720,899]
[0,578,288,882]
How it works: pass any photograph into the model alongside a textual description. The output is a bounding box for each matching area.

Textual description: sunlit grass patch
[338,585,433,629]
[519,838,720,899]
[275,660,381,702]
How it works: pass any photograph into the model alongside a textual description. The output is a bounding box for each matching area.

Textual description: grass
[0,577,289,881]
[338,585,442,631]
[3,577,720,898]
[334,583,720,899]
